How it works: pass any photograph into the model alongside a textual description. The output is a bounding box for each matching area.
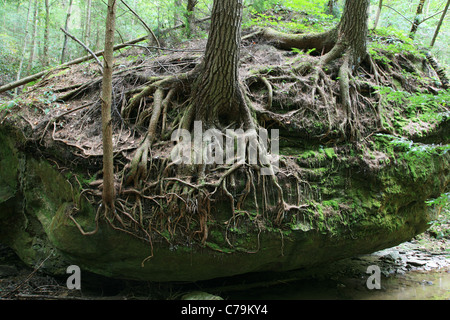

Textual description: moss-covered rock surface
[0,118,448,281]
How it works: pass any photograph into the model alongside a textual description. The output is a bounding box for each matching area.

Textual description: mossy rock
[0,121,448,282]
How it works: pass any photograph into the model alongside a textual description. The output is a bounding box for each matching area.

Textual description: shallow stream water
[223,239,450,300]
[226,268,450,300]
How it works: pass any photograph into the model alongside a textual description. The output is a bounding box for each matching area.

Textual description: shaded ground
[0,229,448,300]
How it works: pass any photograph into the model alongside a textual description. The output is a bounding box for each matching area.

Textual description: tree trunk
[26,0,38,74]
[61,0,74,64]
[185,0,198,38]
[372,0,383,30]
[335,0,370,67]
[430,0,450,47]
[43,0,50,67]
[410,0,426,39]
[101,0,117,210]
[187,0,248,128]
[15,0,33,95]
[326,0,338,16]
[85,0,92,47]
[261,0,370,67]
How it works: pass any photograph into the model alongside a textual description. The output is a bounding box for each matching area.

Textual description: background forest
[0,0,449,92]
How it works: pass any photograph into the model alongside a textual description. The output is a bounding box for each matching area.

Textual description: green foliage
[0,99,19,112]
[426,193,450,239]
[0,33,20,85]
[247,0,281,13]
[426,193,450,209]
[375,85,450,135]
[370,0,450,72]
[244,0,337,34]
[369,27,426,62]
[284,0,334,18]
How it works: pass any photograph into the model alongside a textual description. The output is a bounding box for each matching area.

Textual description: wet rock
[407,259,428,267]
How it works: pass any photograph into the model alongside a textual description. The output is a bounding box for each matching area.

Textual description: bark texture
[372,0,383,30]
[334,0,370,67]
[101,0,117,209]
[188,0,247,127]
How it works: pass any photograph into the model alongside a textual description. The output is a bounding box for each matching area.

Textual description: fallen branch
[2,251,54,298]
[60,27,103,73]
[0,16,212,95]
[0,36,146,94]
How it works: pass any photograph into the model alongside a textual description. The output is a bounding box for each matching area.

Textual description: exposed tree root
[22,18,447,254]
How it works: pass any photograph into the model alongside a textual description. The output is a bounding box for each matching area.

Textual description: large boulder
[0,116,448,282]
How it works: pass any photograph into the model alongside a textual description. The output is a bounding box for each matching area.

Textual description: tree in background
[26,0,38,73]
[84,0,92,47]
[372,0,383,30]
[430,0,450,47]
[43,0,50,67]
[14,0,32,94]
[61,0,74,64]
[410,0,426,39]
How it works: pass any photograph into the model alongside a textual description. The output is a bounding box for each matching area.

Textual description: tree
[101,0,117,212]
[84,0,92,47]
[124,0,255,185]
[43,0,50,67]
[182,0,252,130]
[26,0,38,73]
[61,0,74,64]
[260,0,371,138]
[185,0,198,38]
[372,0,383,30]
[410,0,426,39]
[14,0,33,95]
[430,0,450,47]
[326,0,338,17]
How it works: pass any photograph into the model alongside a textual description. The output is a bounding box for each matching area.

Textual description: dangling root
[337,54,358,139]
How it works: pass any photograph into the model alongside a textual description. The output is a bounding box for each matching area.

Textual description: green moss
[322,147,336,159]
[322,199,340,210]
[298,150,318,159]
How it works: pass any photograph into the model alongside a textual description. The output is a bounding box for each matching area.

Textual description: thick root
[125,87,166,186]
